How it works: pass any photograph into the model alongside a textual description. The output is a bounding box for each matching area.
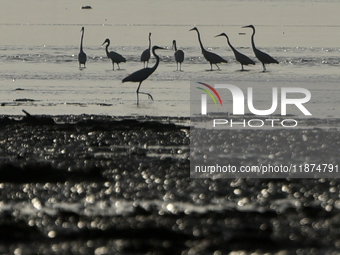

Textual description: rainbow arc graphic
[196,82,223,106]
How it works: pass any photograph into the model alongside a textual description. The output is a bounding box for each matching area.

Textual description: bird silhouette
[215,33,255,71]
[189,27,227,71]
[101,38,126,70]
[242,25,279,71]
[140,32,151,68]
[172,40,185,71]
[122,46,164,105]
[78,27,87,68]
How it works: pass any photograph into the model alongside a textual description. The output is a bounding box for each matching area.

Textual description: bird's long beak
[215,33,223,38]
[189,27,195,31]
[153,46,166,50]
[242,25,251,28]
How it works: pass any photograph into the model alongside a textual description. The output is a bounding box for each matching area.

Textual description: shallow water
[1,1,340,117]
[1,0,340,254]
[1,43,340,117]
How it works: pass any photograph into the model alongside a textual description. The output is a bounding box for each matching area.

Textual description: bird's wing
[204,51,228,64]
[140,49,150,61]
[235,51,255,65]
[122,68,153,83]
[255,49,278,64]
[110,51,126,62]
[175,50,185,62]
[78,52,87,63]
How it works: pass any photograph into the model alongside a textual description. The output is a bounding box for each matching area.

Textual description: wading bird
[101,38,126,70]
[189,27,227,71]
[215,33,255,71]
[172,40,185,71]
[141,32,151,67]
[122,46,164,105]
[242,25,279,71]
[78,27,87,68]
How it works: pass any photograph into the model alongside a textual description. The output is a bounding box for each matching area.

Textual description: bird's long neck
[173,42,177,51]
[195,30,205,53]
[80,30,84,51]
[148,35,151,49]
[225,35,236,52]
[105,42,110,57]
[150,49,160,72]
[250,27,256,50]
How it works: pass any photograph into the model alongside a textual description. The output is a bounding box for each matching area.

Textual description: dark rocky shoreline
[1,113,340,254]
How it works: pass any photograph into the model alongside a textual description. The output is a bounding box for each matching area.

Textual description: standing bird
[122,46,164,105]
[172,40,185,71]
[140,32,151,67]
[78,27,87,68]
[242,25,279,72]
[189,27,227,71]
[215,33,255,71]
[101,38,126,70]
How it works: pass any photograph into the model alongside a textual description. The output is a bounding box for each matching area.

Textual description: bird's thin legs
[262,63,267,72]
[176,62,183,71]
[139,92,153,101]
[112,63,121,70]
[210,63,221,71]
[136,82,153,105]
[136,82,141,105]
[209,63,220,71]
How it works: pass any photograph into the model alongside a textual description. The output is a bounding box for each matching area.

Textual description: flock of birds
[78,25,279,105]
